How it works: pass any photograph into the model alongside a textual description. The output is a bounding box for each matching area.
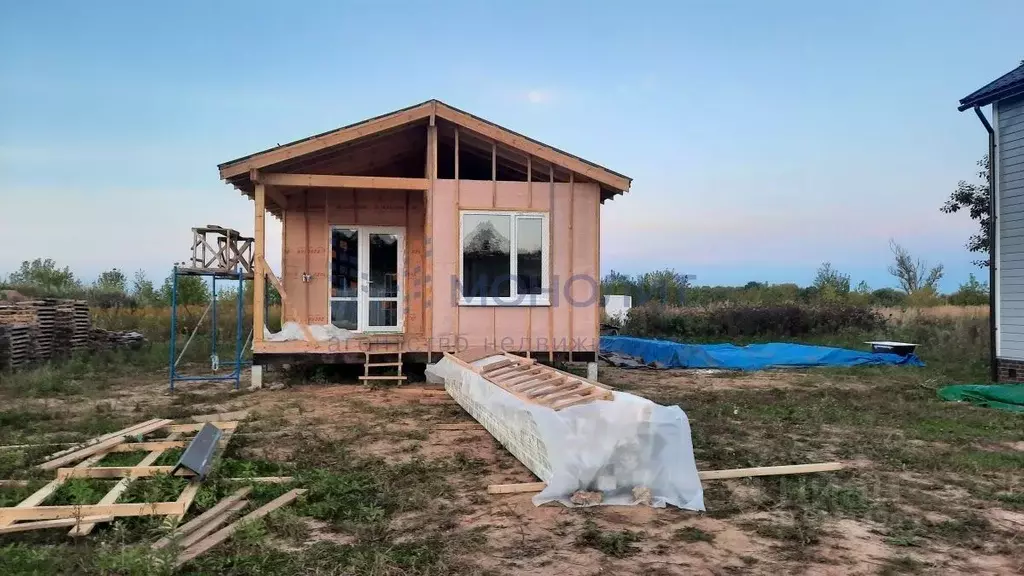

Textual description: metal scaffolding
[168,266,247,392]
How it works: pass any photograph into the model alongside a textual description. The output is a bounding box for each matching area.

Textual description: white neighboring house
[959,61,1024,382]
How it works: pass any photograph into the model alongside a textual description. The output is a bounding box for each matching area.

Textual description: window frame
[459,210,550,307]
[328,225,405,332]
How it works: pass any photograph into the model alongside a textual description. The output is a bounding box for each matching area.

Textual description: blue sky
[0,0,1020,292]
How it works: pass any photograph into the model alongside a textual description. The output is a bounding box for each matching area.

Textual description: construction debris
[173,488,308,567]
[0,416,244,535]
[428,352,704,509]
[152,487,252,550]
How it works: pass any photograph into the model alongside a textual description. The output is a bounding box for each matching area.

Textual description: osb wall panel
[280,188,426,333]
[431,179,600,353]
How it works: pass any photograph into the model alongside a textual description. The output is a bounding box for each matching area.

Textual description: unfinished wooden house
[217,100,631,374]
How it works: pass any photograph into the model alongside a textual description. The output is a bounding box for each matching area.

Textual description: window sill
[459,297,550,307]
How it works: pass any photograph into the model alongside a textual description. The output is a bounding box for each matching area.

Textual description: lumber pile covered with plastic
[426,353,704,510]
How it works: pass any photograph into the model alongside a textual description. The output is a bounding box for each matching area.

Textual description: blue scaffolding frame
[169,265,246,392]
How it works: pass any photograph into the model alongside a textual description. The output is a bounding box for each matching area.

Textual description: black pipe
[973,106,997,382]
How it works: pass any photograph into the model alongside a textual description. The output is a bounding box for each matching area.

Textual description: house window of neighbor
[460,211,549,305]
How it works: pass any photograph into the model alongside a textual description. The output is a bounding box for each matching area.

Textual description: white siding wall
[998,95,1024,360]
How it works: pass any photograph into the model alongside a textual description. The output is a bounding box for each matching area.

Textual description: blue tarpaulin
[600,336,925,371]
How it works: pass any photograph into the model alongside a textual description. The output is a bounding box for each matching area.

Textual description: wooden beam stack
[26,299,57,362]
[72,301,91,353]
[54,302,75,360]
[0,324,33,371]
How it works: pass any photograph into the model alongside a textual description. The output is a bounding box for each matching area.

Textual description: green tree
[132,270,158,306]
[948,273,989,306]
[159,273,210,306]
[95,268,127,294]
[941,155,990,267]
[812,262,851,300]
[8,258,81,296]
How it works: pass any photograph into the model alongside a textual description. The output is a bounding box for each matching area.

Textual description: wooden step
[359,375,407,381]
[366,362,402,367]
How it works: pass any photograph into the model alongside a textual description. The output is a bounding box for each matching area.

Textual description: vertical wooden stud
[426,117,436,361]
[568,172,574,363]
[526,155,532,357]
[595,189,601,362]
[548,165,555,362]
[490,141,496,351]
[303,192,310,324]
[254,183,266,343]
[454,126,461,347]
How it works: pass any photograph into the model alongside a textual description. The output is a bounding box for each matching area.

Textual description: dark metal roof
[958,61,1024,111]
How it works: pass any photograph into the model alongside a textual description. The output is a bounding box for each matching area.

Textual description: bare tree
[887,240,944,293]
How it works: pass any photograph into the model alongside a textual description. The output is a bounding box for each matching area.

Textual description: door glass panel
[368,233,399,298]
[516,217,543,295]
[330,300,358,330]
[331,229,358,298]
[368,301,398,327]
[462,214,511,298]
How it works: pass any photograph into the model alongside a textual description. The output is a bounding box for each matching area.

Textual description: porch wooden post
[426,113,437,361]
[254,183,266,343]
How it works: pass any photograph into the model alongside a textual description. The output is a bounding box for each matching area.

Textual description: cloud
[524,89,554,104]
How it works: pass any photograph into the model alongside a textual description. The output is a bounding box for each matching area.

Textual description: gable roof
[958,61,1024,111]
[217,99,631,193]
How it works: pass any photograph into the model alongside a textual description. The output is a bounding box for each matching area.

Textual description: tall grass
[90,305,282,343]
[618,302,990,379]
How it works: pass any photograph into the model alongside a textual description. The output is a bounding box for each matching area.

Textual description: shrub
[621,302,883,341]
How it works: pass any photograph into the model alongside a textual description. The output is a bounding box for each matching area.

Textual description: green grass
[574,518,645,558]
[673,526,715,543]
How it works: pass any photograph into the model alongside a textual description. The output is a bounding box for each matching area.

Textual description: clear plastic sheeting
[426,354,704,510]
[263,321,355,342]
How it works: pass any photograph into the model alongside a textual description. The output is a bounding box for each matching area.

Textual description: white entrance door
[329,226,404,332]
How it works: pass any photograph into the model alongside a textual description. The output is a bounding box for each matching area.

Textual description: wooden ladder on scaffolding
[359,336,406,385]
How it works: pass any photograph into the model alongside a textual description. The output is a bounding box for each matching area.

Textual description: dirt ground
[2,363,1022,575]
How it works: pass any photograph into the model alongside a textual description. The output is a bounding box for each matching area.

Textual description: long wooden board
[152,487,252,550]
[0,515,114,535]
[0,502,185,523]
[486,462,847,494]
[175,489,307,567]
[38,419,173,470]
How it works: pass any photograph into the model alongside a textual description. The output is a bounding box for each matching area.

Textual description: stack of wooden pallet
[27,299,57,361]
[0,324,33,371]
[72,301,91,353]
[53,302,75,359]
[0,305,36,370]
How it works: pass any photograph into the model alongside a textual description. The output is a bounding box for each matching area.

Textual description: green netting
[937,384,1024,413]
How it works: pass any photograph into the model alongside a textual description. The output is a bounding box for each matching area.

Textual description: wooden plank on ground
[71,432,183,536]
[0,515,114,534]
[56,466,186,480]
[39,419,173,470]
[697,462,845,480]
[485,462,847,495]
[0,502,185,523]
[152,487,251,550]
[176,500,248,550]
[40,419,163,463]
[434,423,483,431]
[174,489,307,567]
[226,476,294,484]
[109,441,189,452]
[0,452,107,528]
[190,410,249,423]
[168,421,239,434]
